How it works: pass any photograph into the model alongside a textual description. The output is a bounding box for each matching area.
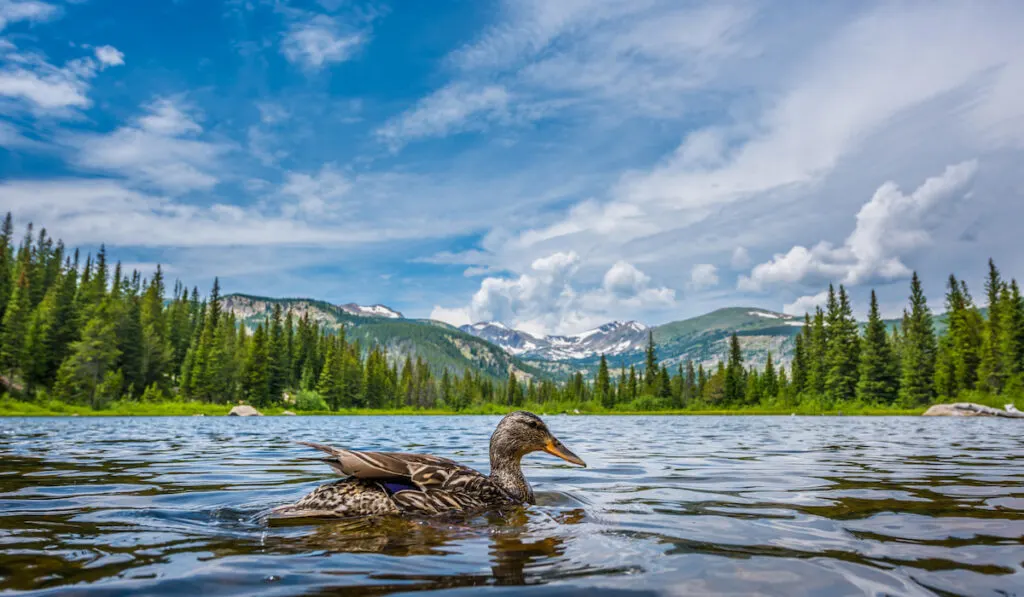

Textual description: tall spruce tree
[762,352,778,399]
[644,331,657,390]
[267,304,287,402]
[724,332,745,404]
[899,272,937,406]
[1001,280,1024,391]
[807,308,828,396]
[857,290,897,404]
[825,285,860,404]
[0,213,14,325]
[597,354,612,408]
[978,259,1005,393]
[242,323,271,407]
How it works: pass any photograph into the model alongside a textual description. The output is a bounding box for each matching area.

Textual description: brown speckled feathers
[272,442,516,519]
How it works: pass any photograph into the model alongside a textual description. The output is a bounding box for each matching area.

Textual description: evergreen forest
[1,214,1022,415]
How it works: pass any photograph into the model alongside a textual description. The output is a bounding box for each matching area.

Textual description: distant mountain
[460,320,648,361]
[221,294,542,382]
[222,293,960,381]
[463,308,804,377]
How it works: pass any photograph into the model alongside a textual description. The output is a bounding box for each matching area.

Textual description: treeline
[627,266,1022,411]
[1,214,1021,412]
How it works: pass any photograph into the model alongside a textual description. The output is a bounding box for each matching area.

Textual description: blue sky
[2,0,1023,336]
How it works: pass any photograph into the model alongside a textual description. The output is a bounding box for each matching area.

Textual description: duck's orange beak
[542,437,586,467]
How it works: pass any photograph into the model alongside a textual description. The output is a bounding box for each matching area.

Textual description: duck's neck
[490,448,533,503]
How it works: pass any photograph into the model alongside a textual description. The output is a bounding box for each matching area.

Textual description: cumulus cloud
[281,13,365,70]
[688,263,719,290]
[68,98,230,194]
[430,251,675,335]
[783,290,828,316]
[376,84,510,149]
[739,160,978,292]
[0,43,124,115]
[93,45,124,67]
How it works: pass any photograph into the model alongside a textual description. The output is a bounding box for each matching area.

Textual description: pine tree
[52,301,121,407]
[658,364,671,399]
[724,332,745,404]
[241,323,271,407]
[683,360,696,406]
[0,213,14,325]
[790,331,807,395]
[899,272,937,406]
[506,371,520,407]
[267,304,287,402]
[762,352,778,399]
[1,269,31,383]
[644,331,657,390]
[628,365,638,401]
[596,354,612,409]
[1001,280,1024,392]
[857,290,898,404]
[807,308,827,396]
[978,259,1005,393]
[825,285,860,404]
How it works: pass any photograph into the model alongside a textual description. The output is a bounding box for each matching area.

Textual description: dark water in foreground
[0,416,1022,596]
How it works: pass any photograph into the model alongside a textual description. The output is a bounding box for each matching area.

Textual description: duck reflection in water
[272,506,584,588]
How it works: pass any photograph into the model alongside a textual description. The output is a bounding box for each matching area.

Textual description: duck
[272,411,586,519]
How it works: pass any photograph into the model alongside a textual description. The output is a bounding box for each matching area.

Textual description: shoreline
[0,399,926,417]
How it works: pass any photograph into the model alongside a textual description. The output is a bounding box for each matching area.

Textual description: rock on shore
[923,402,1024,418]
[228,405,263,417]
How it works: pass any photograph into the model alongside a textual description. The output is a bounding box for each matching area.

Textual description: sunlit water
[0,416,1022,596]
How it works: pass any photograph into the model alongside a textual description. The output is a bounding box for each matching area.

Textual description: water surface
[1,416,1022,596]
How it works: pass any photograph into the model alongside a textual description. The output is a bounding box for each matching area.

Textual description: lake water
[0,416,1022,596]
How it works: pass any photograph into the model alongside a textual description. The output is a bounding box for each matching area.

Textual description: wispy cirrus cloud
[281,13,366,70]
[0,0,59,32]
[66,98,230,194]
[0,43,124,115]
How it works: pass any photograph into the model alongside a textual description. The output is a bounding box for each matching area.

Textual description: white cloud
[688,263,719,290]
[0,177,472,249]
[429,305,472,328]
[376,84,510,149]
[0,44,123,115]
[730,246,750,270]
[281,13,365,70]
[783,290,828,316]
[279,164,351,217]
[739,160,978,291]
[68,98,229,194]
[93,45,124,67]
[0,0,59,31]
[430,251,674,335]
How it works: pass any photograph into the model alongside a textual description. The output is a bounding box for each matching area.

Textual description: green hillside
[222,294,544,382]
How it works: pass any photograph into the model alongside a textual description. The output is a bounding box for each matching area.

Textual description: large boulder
[228,405,263,417]
[281,410,297,416]
[923,402,1024,418]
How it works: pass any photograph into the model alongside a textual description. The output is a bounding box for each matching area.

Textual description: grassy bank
[0,396,934,417]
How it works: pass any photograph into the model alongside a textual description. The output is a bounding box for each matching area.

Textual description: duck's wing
[297,442,469,490]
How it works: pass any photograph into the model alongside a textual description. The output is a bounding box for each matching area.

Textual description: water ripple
[0,415,1022,596]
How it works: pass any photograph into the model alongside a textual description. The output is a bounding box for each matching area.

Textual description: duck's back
[272,444,516,518]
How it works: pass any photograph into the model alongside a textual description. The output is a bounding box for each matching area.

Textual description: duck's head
[490,411,586,467]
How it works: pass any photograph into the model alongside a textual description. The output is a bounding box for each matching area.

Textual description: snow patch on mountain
[460,320,649,361]
[340,303,403,319]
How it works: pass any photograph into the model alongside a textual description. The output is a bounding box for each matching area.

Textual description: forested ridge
[1,214,1022,414]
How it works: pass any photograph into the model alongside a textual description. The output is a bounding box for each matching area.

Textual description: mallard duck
[272,411,585,518]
